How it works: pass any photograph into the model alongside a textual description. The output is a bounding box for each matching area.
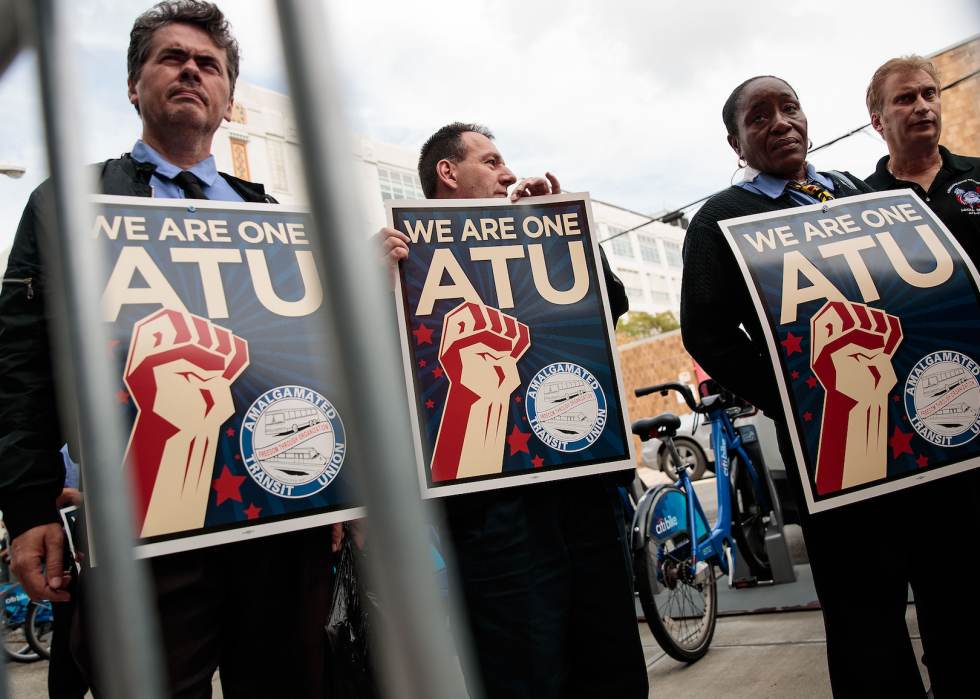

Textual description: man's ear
[870,113,885,139]
[726,134,741,157]
[128,79,139,108]
[436,159,457,191]
[223,97,235,123]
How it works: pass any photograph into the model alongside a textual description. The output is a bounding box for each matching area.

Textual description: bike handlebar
[634,382,700,411]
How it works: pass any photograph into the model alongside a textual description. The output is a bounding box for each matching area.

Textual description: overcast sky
[1,0,979,255]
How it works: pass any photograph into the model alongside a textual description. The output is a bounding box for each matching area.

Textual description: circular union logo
[240,386,346,498]
[525,363,607,452]
[904,351,980,447]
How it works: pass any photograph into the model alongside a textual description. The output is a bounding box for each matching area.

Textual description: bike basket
[647,485,710,546]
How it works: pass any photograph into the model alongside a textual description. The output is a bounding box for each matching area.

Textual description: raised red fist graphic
[123,309,249,537]
[430,302,530,481]
[810,300,902,494]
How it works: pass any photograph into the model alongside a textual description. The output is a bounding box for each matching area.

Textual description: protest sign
[389,193,635,498]
[720,190,980,512]
[93,195,363,557]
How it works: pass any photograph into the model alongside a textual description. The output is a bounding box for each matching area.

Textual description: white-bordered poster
[93,195,364,557]
[719,190,980,513]
[389,193,636,498]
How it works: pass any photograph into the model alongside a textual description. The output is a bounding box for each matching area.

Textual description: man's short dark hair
[128,0,240,115]
[418,122,494,198]
[722,75,798,137]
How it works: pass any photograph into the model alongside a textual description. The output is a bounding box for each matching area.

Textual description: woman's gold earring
[737,157,747,169]
[808,138,814,151]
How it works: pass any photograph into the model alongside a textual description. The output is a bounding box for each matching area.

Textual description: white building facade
[218,80,687,316]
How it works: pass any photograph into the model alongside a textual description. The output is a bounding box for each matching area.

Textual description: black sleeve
[840,171,875,194]
[599,246,628,327]
[0,186,66,539]
[680,206,782,417]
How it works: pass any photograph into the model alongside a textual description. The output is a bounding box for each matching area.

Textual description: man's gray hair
[418,122,494,199]
[128,0,240,115]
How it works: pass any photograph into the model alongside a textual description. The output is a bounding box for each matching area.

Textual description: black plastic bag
[325,528,382,699]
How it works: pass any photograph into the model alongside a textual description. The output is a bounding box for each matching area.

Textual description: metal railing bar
[29,0,167,697]
[274,1,471,697]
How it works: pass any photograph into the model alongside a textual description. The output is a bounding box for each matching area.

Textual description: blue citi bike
[626,379,773,662]
[1,581,54,662]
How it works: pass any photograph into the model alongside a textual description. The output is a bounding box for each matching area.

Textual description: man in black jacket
[379,123,648,699]
[0,3,332,697]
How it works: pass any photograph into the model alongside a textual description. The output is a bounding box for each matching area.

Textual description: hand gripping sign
[719,190,980,512]
[123,309,249,538]
[389,193,635,498]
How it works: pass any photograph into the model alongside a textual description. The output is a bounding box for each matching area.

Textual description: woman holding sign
[680,76,950,698]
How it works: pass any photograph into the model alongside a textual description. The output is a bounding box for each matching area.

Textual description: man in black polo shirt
[865,54,980,260]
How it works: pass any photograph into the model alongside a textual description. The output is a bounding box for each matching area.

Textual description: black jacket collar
[873,145,971,186]
[97,153,277,204]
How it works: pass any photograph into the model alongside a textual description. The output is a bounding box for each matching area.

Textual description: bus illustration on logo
[264,407,322,436]
[921,367,968,400]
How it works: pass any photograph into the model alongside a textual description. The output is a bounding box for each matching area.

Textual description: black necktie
[173,171,210,200]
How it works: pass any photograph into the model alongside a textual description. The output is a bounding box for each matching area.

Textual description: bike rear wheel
[635,537,717,663]
[26,601,54,660]
[730,455,771,576]
[1,606,41,663]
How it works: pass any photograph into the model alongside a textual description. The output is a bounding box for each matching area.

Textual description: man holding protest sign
[380,123,648,698]
[0,2,336,697]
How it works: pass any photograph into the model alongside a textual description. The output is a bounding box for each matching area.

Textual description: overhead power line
[598,68,980,245]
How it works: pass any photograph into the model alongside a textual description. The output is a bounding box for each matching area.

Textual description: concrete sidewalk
[641,605,929,698]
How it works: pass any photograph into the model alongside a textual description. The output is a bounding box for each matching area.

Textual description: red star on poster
[226,427,235,437]
[234,454,240,460]
[888,427,914,458]
[506,426,531,455]
[515,396,522,403]
[806,375,818,389]
[116,389,130,404]
[791,371,799,379]
[413,324,435,345]
[426,399,435,409]
[212,466,245,505]
[803,411,812,422]
[107,340,120,360]
[915,454,929,469]
[419,360,426,367]
[781,332,803,355]
[532,455,544,468]
[243,503,262,520]
[893,395,900,402]
[432,367,444,379]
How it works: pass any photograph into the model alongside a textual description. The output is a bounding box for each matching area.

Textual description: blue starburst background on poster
[392,198,631,492]
[96,199,361,549]
[725,192,980,503]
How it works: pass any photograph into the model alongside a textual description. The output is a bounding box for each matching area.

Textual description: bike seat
[631,413,681,441]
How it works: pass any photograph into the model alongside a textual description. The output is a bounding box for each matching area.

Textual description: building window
[663,241,683,268]
[637,234,661,264]
[646,273,670,301]
[670,277,683,304]
[618,269,643,298]
[267,140,289,192]
[230,139,250,181]
[609,228,633,258]
[378,167,424,200]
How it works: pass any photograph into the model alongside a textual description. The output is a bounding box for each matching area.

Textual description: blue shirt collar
[131,140,220,187]
[740,163,834,199]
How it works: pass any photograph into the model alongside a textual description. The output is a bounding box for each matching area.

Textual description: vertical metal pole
[275,1,470,697]
[29,0,167,697]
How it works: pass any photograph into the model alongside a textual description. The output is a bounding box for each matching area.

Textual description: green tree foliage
[616,311,680,344]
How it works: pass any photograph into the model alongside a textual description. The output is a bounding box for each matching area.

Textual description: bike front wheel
[635,538,717,663]
[730,455,771,576]
[26,601,54,660]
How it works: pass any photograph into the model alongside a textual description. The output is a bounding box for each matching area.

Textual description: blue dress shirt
[131,140,245,203]
[736,163,835,206]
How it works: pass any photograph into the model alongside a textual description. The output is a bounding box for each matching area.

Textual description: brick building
[931,34,980,157]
